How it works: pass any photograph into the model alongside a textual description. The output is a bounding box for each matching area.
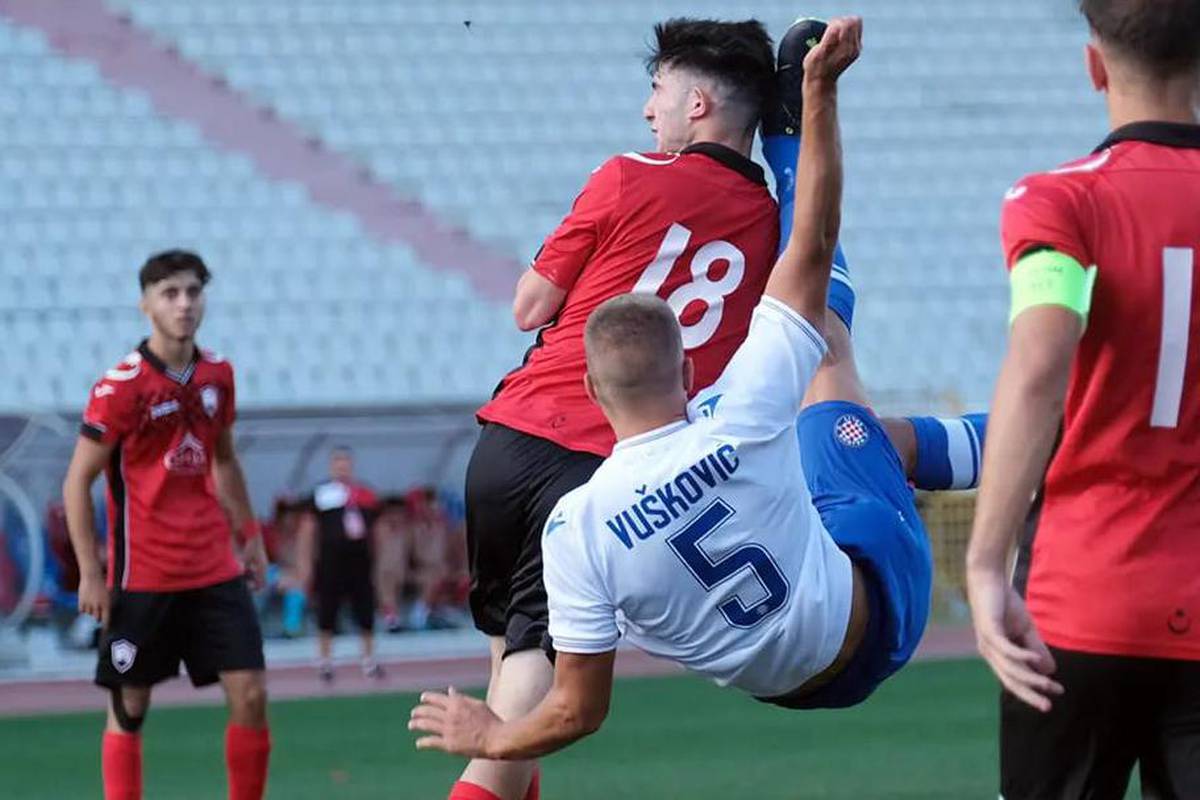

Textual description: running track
[0,626,976,718]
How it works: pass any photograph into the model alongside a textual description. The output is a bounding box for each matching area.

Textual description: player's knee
[110,689,148,733]
[231,680,268,723]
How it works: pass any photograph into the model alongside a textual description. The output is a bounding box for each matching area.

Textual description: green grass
[0,659,1018,799]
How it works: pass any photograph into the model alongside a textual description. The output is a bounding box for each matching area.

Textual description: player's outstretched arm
[764,16,861,332]
[410,649,615,760]
[62,436,115,625]
[967,305,1079,711]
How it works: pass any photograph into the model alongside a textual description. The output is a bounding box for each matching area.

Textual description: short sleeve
[690,297,827,438]
[80,374,140,444]
[531,157,623,291]
[543,503,619,654]
[1000,173,1091,270]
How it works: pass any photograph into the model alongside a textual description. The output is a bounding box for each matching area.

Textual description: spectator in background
[374,495,412,633]
[376,487,458,632]
[259,497,308,639]
[297,447,384,682]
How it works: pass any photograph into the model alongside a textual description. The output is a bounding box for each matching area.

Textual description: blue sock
[907,413,989,491]
[283,588,306,636]
[763,133,855,330]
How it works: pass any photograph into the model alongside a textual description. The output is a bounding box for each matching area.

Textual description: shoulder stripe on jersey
[759,296,828,358]
[1049,149,1111,175]
[620,152,679,166]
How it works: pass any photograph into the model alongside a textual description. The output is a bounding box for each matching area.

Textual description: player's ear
[583,371,600,406]
[682,356,695,396]
[1085,41,1108,93]
[687,84,709,121]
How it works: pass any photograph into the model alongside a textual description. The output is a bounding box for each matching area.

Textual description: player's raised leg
[766,19,987,490]
[762,17,855,332]
[760,17,931,707]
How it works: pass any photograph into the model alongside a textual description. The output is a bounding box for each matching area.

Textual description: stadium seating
[0,17,527,412]
[1,1,1109,412]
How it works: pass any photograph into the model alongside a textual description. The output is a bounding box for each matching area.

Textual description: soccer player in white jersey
[410,17,931,758]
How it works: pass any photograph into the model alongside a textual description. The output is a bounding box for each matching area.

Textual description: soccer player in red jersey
[62,251,271,800]
[457,20,780,800]
[967,1,1200,796]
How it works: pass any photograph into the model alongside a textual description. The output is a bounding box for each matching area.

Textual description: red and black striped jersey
[82,340,241,591]
[478,143,780,457]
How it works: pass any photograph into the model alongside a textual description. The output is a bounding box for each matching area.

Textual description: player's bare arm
[409,650,615,759]
[63,435,117,626]
[967,304,1079,712]
[764,16,861,329]
[213,427,267,590]
[513,268,568,331]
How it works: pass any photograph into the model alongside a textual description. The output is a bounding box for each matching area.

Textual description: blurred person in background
[376,487,461,632]
[264,497,308,639]
[297,446,384,682]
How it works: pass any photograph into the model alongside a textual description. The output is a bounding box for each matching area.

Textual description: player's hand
[78,570,110,627]
[802,16,863,86]
[240,535,269,592]
[967,568,1063,712]
[409,687,502,759]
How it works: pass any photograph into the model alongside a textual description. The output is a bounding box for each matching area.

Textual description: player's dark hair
[646,18,775,130]
[138,249,211,291]
[1081,0,1200,77]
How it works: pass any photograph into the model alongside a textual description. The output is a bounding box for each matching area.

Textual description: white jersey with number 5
[542,298,854,697]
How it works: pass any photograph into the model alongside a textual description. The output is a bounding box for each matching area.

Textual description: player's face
[140,272,205,341]
[330,452,353,482]
[643,66,694,153]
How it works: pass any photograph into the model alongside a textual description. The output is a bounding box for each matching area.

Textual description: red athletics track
[0,626,976,719]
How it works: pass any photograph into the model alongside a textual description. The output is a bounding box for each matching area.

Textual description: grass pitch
[0,659,1038,799]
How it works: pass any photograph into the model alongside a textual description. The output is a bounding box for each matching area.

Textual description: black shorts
[315,553,375,633]
[466,422,602,656]
[95,576,265,689]
[1001,646,1200,799]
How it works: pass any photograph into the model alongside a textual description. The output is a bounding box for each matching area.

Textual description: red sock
[447,781,503,800]
[102,731,142,800]
[524,768,541,800]
[445,770,539,800]
[225,724,271,800]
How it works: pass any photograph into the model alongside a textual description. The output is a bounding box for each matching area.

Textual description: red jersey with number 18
[81,341,243,593]
[1001,122,1200,661]
[478,143,779,457]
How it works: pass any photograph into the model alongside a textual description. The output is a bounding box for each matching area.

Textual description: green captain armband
[1009,250,1097,325]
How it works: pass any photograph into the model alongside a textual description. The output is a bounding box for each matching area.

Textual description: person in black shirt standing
[297,447,383,682]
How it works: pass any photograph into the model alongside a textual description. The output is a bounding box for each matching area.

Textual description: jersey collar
[612,418,691,453]
[680,142,767,187]
[1094,121,1200,153]
[137,338,199,385]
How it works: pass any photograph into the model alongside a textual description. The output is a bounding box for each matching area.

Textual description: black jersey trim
[1094,121,1200,153]
[680,142,767,187]
[108,446,129,590]
[137,339,199,385]
[80,422,106,441]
